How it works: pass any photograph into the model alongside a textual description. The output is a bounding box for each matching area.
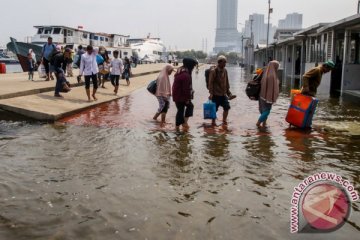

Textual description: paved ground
[0,63,167,99]
[0,64,169,120]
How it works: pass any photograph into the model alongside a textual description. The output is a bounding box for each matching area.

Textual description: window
[67,30,73,37]
[105,38,109,42]
[53,28,61,34]
[82,33,88,39]
[349,33,360,64]
[94,36,99,40]
[37,28,44,34]
[100,37,104,41]
[44,28,52,34]
[124,52,128,56]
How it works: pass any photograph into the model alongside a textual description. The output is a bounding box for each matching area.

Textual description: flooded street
[0,66,359,239]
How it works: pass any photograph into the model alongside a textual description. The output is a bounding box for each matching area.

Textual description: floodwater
[0,66,359,240]
[3,63,22,73]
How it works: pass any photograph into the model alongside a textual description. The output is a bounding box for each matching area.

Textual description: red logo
[301,183,350,232]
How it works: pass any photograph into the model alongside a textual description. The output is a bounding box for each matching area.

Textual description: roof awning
[317,14,360,33]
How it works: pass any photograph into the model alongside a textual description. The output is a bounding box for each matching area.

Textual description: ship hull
[7,39,42,72]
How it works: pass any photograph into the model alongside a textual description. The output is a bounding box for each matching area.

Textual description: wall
[343,64,360,90]
[303,63,331,95]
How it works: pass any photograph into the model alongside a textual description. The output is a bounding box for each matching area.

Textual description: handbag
[147,80,157,95]
[203,100,217,119]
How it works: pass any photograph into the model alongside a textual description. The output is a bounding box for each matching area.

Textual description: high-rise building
[278,13,303,29]
[243,14,268,46]
[214,0,241,53]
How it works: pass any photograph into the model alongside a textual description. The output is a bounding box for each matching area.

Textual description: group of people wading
[152,56,237,131]
[152,55,335,131]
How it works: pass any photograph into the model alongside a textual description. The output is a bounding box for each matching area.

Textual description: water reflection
[202,133,230,159]
[246,134,275,162]
[0,66,359,239]
[284,128,317,162]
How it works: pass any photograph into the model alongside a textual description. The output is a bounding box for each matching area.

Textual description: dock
[0,64,167,121]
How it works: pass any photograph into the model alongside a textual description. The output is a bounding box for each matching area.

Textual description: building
[254,13,360,100]
[214,0,241,53]
[278,13,303,29]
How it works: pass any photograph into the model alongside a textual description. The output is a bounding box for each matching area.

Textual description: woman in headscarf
[153,64,175,125]
[256,60,280,128]
[172,57,198,131]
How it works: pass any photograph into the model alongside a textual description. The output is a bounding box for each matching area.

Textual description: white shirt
[80,53,98,76]
[110,58,123,75]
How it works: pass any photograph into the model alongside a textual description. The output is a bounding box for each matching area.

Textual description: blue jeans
[258,98,272,123]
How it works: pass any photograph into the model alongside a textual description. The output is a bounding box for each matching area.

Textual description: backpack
[204,66,217,89]
[245,70,264,100]
[74,54,81,67]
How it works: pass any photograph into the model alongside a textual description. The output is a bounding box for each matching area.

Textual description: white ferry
[128,34,166,63]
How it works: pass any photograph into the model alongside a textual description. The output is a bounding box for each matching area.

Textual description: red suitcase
[286,94,318,128]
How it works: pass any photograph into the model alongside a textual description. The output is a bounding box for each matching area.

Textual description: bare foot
[182,123,190,131]
[92,95,97,101]
[87,98,92,102]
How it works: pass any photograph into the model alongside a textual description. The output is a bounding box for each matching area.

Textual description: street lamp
[266,0,273,62]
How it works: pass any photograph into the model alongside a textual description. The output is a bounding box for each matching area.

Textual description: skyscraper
[278,13,303,29]
[214,0,241,53]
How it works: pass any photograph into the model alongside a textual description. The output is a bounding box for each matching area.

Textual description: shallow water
[0,66,359,239]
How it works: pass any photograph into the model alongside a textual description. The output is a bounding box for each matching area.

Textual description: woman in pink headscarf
[153,64,175,124]
[256,60,280,127]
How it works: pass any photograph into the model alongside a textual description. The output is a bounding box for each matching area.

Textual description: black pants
[84,74,98,89]
[43,58,50,74]
[175,101,194,126]
[111,75,120,86]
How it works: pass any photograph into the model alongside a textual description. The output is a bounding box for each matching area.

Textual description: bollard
[0,63,6,74]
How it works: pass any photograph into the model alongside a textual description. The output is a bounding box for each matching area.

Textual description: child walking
[123,57,132,86]
[110,50,123,95]
[27,53,35,81]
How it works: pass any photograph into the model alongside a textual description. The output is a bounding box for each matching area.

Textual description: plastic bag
[38,64,46,78]
[203,100,217,119]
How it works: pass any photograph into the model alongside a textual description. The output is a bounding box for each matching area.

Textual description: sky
[0,0,358,51]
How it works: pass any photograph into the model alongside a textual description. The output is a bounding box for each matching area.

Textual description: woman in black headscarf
[172,58,198,131]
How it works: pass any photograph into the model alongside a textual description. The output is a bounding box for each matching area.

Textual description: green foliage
[174,50,207,60]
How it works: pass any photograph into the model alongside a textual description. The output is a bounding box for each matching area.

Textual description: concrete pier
[0,64,167,121]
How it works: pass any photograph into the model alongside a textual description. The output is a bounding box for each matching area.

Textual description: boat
[128,34,166,63]
[0,46,19,64]
[7,25,133,72]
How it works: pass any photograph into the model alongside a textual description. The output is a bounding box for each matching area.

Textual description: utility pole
[358,0,360,13]
[250,17,254,72]
[266,0,272,62]
[241,35,250,66]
